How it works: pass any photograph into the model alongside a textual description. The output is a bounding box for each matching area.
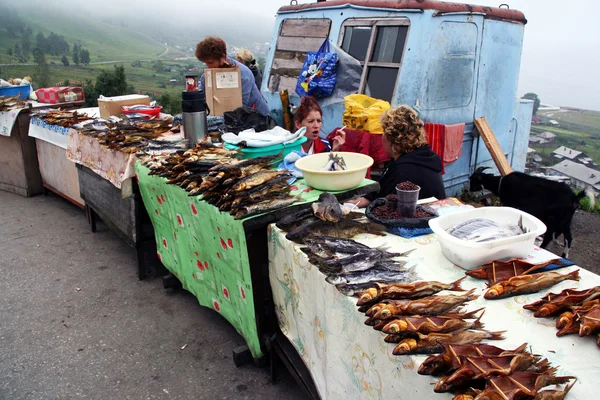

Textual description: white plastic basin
[295,152,374,191]
[428,207,547,270]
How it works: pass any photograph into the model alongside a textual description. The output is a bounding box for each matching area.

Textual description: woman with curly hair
[350,105,446,207]
[195,36,269,115]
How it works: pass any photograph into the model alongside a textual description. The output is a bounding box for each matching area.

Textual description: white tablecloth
[268,226,600,400]
[0,108,24,136]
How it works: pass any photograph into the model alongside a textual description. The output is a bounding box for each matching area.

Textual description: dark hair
[195,36,227,61]
[294,96,322,125]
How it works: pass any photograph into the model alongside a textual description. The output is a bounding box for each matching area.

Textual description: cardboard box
[35,86,84,104]
[204,68,242,117]
[98,94,150,118]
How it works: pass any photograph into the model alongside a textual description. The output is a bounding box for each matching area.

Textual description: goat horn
[474,166,490,174]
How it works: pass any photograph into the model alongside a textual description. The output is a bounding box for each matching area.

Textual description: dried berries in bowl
[365,194,436,228]
[396,181,420,191]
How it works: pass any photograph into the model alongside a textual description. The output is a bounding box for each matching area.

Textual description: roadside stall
[268,199,599,399]
[135,154,378,362]
[29,106,95,207]
[0,103,43,197]
[65,97,182,279]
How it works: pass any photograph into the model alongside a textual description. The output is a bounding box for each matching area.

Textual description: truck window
[340,19,409,103]
[268,18,332,93]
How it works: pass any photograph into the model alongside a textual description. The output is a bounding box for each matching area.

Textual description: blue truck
[260,0,533,195]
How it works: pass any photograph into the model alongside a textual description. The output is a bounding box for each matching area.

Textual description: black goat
[469,167,593,258]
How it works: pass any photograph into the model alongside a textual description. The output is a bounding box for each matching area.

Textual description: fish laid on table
[232,196,298,220]
[484,270,580,300]
[466,370,575,400]
[523,285,600,317]
[466,258,567,285]
[231,170,290,192]
[578,304,600,337]
[418,342,529,376]
[433,353,546,393]
[373,289,478,319]
[285,218,386,243]
[331,267,418,296]
[357,277,466,306]
[392,330,506,355]
[382,310,484,335]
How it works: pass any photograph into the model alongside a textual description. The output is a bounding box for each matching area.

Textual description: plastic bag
[342,94,391,134]
[223,106,277,134]
[295,38,338,98]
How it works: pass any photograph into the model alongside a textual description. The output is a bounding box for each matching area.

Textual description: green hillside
[0,5,187,64]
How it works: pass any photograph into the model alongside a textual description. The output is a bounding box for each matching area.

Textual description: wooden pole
[474,117,513,176]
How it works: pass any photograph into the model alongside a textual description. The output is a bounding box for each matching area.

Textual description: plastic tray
[0,84,31,100]
[224,136,307,159]
[428,207,547,270]
[365,197,435,228]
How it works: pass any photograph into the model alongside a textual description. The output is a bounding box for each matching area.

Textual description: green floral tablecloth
[135,162,376,359]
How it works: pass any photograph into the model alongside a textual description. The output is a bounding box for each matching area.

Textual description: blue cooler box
[0,84,32,100]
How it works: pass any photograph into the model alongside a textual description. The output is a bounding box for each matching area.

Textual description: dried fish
[578,304,600,337]
[373,289,478,319]
[466,258,565,285]
[392,330,505,355]
[357,277,466,306]
[524,285,600,317]
[484,270,580,300]
[382,310,484,335]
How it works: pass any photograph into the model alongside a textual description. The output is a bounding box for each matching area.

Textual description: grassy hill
[0,5,188,65]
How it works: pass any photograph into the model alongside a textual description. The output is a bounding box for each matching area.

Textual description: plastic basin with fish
[428,207,547,270]
[0,84,31,100]
[295,152,374,191]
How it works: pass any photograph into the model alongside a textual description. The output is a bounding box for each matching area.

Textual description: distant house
[169,79,178,85]
[552,146,582,160]
[537,131,557,142]
[548,120,560,126]
[529,136,549,145]
[551,159,600,193]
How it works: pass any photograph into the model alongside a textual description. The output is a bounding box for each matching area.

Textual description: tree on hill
[61,55,70,66]
[33,49,51,88]
[156,92,182,115]
[73,43,80,65]
[154,60,164,73]
[36,32,47,53]
[522,93,541,116]
[84,65,132,107]
[80,49,90,65]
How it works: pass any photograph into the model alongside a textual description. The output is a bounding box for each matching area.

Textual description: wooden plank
[272,53,306,70]
[36,139,84,206]
[474,117,513,176]
[276,36,326,52]
[268,75,299,93]
[281,18,331,38]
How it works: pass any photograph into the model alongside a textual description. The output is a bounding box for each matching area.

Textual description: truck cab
[261,0,533,195]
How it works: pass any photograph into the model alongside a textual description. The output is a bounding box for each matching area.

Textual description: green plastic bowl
[224,136,307,159]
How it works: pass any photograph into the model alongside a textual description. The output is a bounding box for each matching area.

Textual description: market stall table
[0,106,43,196]
[28,107,98,207]
[135,162,379,362]
[268,226,600,399]
[66,116,180,279]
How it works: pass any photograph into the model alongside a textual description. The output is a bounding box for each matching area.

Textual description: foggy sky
[10,0,600,110]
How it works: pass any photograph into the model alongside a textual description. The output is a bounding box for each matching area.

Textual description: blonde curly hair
[380,105,427,155]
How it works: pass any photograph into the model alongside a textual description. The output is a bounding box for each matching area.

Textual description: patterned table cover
[268,226,600,400]
[135,163,377,359]
[0,108,25,136]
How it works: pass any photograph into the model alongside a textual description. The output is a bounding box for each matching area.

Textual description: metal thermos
[181,90,209,147]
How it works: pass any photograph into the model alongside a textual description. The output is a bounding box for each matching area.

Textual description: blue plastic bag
[295,38,338,98]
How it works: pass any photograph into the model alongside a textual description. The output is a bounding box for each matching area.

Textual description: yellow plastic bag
[342,94,391,134]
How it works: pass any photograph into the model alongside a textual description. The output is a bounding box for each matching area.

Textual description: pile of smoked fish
[0,95,27,111]
[276,193,420,294]
[76,117,174,153]
[419,342,576,399]
[464,259,581,300]
[143,145,298,219]
[357,279,578,399]
[524,285,600,347]
[31,109,92,128]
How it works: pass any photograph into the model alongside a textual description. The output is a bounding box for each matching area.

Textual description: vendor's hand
[331,129,346,152]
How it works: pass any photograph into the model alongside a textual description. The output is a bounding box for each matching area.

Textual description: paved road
[0,191,306,400]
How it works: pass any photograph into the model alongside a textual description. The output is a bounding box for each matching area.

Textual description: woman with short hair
[350,105,446,207]
[195,36,269,116]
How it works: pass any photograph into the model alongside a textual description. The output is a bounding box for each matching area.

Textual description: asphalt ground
[0,190,306,400]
